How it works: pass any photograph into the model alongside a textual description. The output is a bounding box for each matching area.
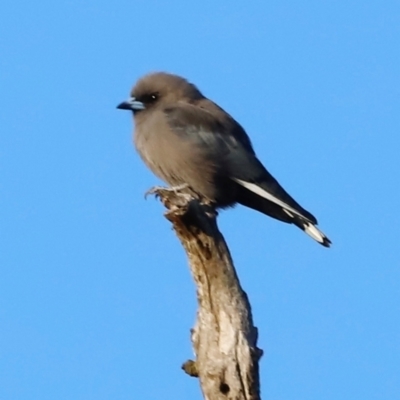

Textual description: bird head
[117,72,204,114]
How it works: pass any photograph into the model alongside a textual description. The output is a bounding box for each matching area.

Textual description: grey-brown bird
[117,72,331,247]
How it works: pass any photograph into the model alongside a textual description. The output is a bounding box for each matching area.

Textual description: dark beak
[116,97,145,111]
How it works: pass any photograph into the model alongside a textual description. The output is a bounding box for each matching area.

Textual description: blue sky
[1,1,399,399]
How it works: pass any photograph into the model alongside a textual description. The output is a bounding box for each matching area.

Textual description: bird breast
[133,110,235,204]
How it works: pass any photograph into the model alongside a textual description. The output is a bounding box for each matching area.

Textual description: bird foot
[145,185,194,214]
[144,184,189,200]
[145,185,218,221]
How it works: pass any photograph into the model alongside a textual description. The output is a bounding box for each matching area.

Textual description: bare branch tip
[181,360,198,378]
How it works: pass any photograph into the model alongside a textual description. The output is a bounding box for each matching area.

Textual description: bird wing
[164,102,317,224]
[165,100,256,155]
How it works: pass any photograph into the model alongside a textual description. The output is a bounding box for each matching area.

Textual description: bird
[117,72,331,247]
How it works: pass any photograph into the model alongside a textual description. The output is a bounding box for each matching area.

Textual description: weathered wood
[152,187,263,400]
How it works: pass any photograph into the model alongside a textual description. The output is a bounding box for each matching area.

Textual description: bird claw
[144,186,164,199]
[145,184,194,213]
[144,184,190,200]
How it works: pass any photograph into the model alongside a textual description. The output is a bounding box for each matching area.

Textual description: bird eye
[141,92,159,104]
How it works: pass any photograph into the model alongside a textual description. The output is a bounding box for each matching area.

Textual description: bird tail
[285,210,331,247]
[233,178,332,247]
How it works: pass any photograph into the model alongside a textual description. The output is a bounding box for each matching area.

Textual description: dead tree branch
[151,187,263,400]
